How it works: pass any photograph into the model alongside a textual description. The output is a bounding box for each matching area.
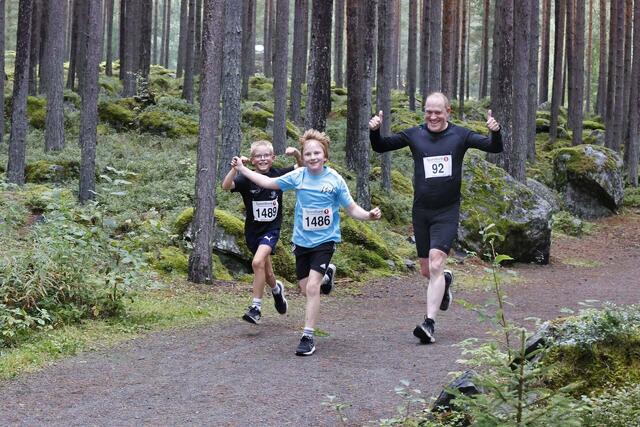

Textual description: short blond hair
[299,129,330,160]
[250,140,274,157]
[425,91,451,110]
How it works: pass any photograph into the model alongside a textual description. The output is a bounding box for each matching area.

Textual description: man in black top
[369,91,502,344]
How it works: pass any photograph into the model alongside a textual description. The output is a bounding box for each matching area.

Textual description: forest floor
[1,208,639,426]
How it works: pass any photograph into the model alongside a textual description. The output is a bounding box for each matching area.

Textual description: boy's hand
[231,156,246,170]
[285,147,298,156]
[368,206,382,220]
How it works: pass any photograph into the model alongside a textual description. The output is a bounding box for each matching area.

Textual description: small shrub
[551,211,593,237]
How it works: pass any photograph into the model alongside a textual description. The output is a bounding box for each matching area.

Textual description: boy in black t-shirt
[221,140,303,324]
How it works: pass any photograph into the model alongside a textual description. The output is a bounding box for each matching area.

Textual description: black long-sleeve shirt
[370,122,503,209]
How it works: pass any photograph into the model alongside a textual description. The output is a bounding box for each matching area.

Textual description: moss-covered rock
[332,87,348,96]
[25,160,81,183]
[241,103,300,140]
[370,167,413,196]
[98,101,137,130]
[340,215,394,259]
[153,246,189,274]
[26,96,47,129]
[138,110,199,138]
[583,120,605,131]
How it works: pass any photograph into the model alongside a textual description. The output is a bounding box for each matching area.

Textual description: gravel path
[1,209,638,426]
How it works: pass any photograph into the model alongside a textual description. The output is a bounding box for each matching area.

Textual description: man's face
[424,96,451,133]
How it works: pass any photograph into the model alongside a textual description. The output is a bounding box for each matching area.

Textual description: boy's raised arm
[232,156,281,190]
[345,203,382,221]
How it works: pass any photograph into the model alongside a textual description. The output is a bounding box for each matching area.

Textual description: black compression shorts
[292,241,336,281]
[412,201,460,258]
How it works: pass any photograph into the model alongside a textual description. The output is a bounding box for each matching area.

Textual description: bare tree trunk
[0,0,5,146]
[510,0,529,182]
[28,0,41,95]
[152,0,158,64]
[406,0,417,110]
[194,0,202,74]
[263,0,272,77]
[427,0,441,94]
[549,0,566,144]
[458,0,467,118]
[79,0,102,203]
[441,3,454,97]
[240,0,255,98]
[305,0,333,132]
[163,0,171,68]
[119,0,126,79]
[622,0,633,144]
[377,0,393,192]
[43,0,65,151]
[392,0,401,89]
[188,0,224,284]
[346,0,359,170]
[478,0,490,99]
[105,0,114,75]
[121,0,139,96]
[67,0,80,89]
[289,0,308,126]
[333,0,345,87]
[538,0,551,103]
[181,0,196,102]
[7,0,33,186]
[65,0,73,60]
[596,0,607,116]
[140,0,152,78]
[608,0,625,152]
[605,0,619,148]
[271,0,289,154]
[527,0,540,161]
[626,0,639,185]
[451,0,460,101]
[585,0,593,113]
[570,0,585,146]
[419,0,430,106]
[218,0,243,178]
[176,0,188,77]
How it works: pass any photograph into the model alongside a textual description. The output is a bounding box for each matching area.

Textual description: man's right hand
[368,110,384,131]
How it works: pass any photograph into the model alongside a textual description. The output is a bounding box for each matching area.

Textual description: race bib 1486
[302,207,332,231]
[252,200,278,222]
[423,155,452,179]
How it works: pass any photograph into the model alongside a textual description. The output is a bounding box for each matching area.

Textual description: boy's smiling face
[251,147,275,173]
[302,139,327,174]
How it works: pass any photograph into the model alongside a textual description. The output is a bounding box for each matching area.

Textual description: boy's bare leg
[301,269,324,329]
[251,244,274,298]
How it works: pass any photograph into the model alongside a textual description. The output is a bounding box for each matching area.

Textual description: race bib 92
[423,155,452,179]
[302,207,332,231]
[252,200,278,222]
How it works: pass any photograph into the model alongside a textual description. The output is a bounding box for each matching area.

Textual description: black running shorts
[293,241,336,280]
[412,201,460,258]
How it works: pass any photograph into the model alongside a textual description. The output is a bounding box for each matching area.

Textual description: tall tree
[140,0,153,77]
[218,0,243,179]
[538,0,551,103]
[272,0,289,154]
[427,0,442,94]
[28,0,41,95]
[569,0,585,146]
[194,0,202,74]
[263,0,273,77]
[419,0,430,105]
[119,0,126,79]
[66,0,81,89]
[527,0,540,161]
[595,0,607,115]
[450,0,460,100]
[458,0,467,117]
[162,0,171,68]
[441,2,454,97]
[289,0,309,126]
[392,0,401,89]
[43,0,65,151]
[333,0,345,87]
[152,0,158,64]
[478,0,490,99]
[608,0,625,152]
[181,0,196,102]
[604,0,619,148]
[622,0,633,142]
[585,0,593,113]
[0,0,5,146]
[406,0,417,111]
[7,0,33,185]
[79,0,102,203]
[121,0,140,96]
[240,0,256,98]
[188,0,224,284]
[176,0,188,78]
[626,0,639,186]
[305,0,333,132]
[377,0,393,191]
[105,0,114,75]
[549,0,566,144]
[488,0,513,174]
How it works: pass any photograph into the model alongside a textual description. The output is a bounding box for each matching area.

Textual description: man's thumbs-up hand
[486,109,500,132]
[369,110,384,131]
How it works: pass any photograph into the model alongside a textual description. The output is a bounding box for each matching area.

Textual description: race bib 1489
[302,207,332,231]
[252,200,278,222]
[423,155,452,179]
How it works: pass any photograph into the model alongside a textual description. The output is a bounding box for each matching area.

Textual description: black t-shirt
[232,166,294,238]
[370,122,503,209]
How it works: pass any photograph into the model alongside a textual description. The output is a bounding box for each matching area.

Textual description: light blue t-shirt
[276,166,354,248]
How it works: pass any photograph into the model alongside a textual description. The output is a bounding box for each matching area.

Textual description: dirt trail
[1,209,639,426]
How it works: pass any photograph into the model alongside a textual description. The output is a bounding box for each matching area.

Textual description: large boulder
[527,178,563,214]
[459,153,553,264]
[552,144,624,219]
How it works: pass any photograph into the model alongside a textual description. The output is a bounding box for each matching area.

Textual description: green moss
[583,120,605,130]
[138,110,198,138]
[153,246,189,274]
[241,104,300,140]
[213,253,234,280]
[63,90,81,108]
[174,207,195,235]
[98,77,122,96]
[340,215,393,259]
[552,145,620,189]
[551,211,593,237]
[624,186,640,207]
[98,101,137,130]
[27,96,46,129]
[332,87,348,96]
[389,108,422,134]
[25,160,81,183]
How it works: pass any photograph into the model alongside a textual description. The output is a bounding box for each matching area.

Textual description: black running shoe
[320,263,336,295]
[242,306,261,324]
[440,269,454,311]
[413,316,435,344]
[272,281,288,314]
[295,335,316,356]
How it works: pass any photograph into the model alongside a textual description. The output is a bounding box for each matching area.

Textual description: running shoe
[413,316,435,344]
[242,305,261,324]
[440,269,454,311]
[320,263,336,295]
[295,335,316,356]
[272,280,288,314]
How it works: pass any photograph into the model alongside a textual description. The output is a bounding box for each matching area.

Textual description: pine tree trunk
[511,0,529,182]
[140,0,152,78]
[451,0,460,101]
[419,0,430,106]
[263,0,272,77]
[28,0,41,95]
[427,0,442,94]
[188,0,225,284]
[377,0,393,191]
[549,0,566,144]
[79,0,102,203]
[43,0,65,151]
[176,0,188,77]
[194,0,202,74]
[605,0,618,148]
[218,0,242,179]
[289,0,308,126]
[596,0,607,116]
[478,0,489,99]
[0,0,5,146]
[406,0,417,111]
[241,0,255,98]
[458,0,467,117]
[441,2,454,98]
[622,0,633,144]
[333,0,345,87]
[538,0,551,103]
[152,0,158,64]
[346,0,359,170]
[585,0,593,113]
[392,0,401,89]
[272,0,289,154]
[163,0,172,68]
[121,0,139,96]
[7,0,33,186]
[527,0,540,161]
[305,0,333,132]
[66,0,80,89]
[105,0,114,75]
[625,0,639,186]
[119,0,126,79]
[181,0,196,102]
[570,0,585,146]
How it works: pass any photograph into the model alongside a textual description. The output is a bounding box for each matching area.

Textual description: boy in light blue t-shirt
[231,129,382,356]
